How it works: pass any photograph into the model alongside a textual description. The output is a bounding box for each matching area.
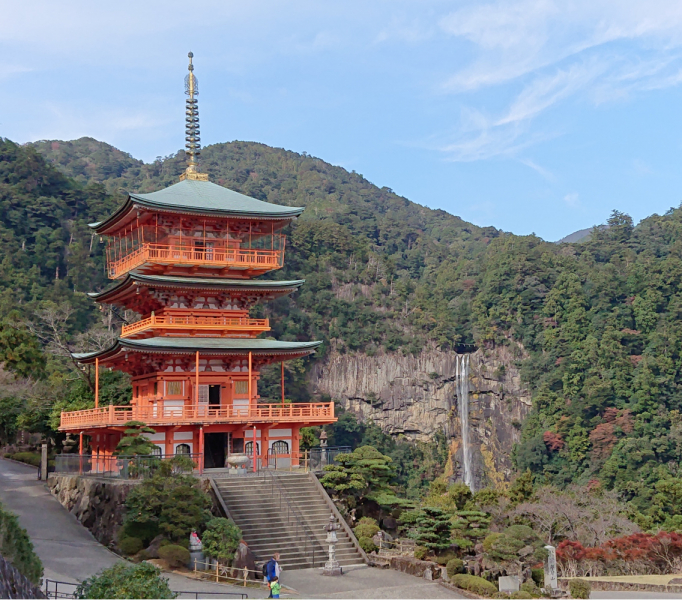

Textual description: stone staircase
[210,471,366,570]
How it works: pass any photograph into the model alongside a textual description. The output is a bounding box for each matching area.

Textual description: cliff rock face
[310,344,531,489]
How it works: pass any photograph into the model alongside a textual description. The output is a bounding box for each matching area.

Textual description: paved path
[592,593,682,599]
[0,458,262,597]
[284,565,461,598]
[0,459,463,598]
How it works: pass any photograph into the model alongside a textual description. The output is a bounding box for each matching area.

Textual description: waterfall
[456,354,474,492]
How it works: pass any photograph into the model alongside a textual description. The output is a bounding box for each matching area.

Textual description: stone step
[210,472,364,570]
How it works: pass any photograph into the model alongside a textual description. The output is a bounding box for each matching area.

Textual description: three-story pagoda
[59,53,335,470]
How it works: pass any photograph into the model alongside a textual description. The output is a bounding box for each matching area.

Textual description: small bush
[354,517,380,539]
[158,544,190,569]
[10,452,41,467]
[75,562,174,599]
[520,580,541,598]
[451,574,497,597]
[568,579,591,599]
[121,521,160,546]
[510,591,534,599]
[358,536,377,554]
[118,536,144,556]
[446,558,464,578]
[414,545,428,560]
[531,568,544,588]
[3,453,11,458]
[434,550,457,566]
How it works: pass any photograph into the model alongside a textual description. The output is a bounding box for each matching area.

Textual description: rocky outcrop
[311,343,532,488]
[47,475,136,547]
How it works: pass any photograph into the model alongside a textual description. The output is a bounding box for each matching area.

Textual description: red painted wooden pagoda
[59,53,335,470]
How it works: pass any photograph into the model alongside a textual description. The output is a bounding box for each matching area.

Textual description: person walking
[269,576,281,599]
[265,552,281,598]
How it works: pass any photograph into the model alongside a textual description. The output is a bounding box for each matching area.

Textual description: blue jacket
[266,558,278,580]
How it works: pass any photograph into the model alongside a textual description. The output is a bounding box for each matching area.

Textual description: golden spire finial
[180,51,209,181]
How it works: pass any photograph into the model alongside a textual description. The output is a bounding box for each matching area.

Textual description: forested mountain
[3,136,682,520]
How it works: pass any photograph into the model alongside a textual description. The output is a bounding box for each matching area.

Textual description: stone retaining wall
[0,554,46,598]
[559,578,682,594]
[47,475,137,547]
[47,474,222,548]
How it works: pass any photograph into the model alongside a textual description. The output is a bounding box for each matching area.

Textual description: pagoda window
[272,440,289,455]
[244,442,259,455]
[234,380,248,396]
[151,446,162,457]
[165,381,184,397]
[153,382,158,396]
[175,443,191,456]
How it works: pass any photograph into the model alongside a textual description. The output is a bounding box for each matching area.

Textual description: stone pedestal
[190,550,205,570]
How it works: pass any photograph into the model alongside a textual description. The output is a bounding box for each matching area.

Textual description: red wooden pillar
[199,426,204,474]
[253,425,257,473]
[281,361,285,407]
[95,357,99,408]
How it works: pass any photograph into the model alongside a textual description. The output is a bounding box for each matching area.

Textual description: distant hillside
[557,227,593,244]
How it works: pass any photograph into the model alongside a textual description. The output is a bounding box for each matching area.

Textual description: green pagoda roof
[73,337,322,363]
[90,179,304,234]
[88,273,305,302]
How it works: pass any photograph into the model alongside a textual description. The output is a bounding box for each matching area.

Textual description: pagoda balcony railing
[107,243,285,279]
[59,402,335,430]
[121,314,270,338]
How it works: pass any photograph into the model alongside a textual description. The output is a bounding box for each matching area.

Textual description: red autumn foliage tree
[557,532,682,576]
[543,431,565,452]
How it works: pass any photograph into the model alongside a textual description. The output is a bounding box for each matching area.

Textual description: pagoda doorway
[205,432,227,468]
[209,385,221,407]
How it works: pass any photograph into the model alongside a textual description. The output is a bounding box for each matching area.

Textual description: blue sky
[2,1,682,241]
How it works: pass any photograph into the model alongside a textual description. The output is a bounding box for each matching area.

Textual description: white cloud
[564,193,581,208]
[435,0,682,161]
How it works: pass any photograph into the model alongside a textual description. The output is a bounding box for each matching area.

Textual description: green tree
[123,462,212,543]
[412,507,452,552]
[201,518,242,564]
[114,421,157,456]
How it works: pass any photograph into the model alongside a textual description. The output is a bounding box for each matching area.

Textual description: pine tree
[413,507,452,551]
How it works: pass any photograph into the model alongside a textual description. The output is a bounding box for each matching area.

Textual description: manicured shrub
[434,550,457,566]
[358,536,377,554]
[446,558,464,578]
[414,545,428,560]
[10,452,41,467]
[201,518,242,563]
[123,467,211,543]
[158,544,190,569]
[451,574,497,597]
[118,536,144,556]
[354,517,380,539]
[520,580,541,597]
[531,568,544,587]
[75,562,174,599]
[121,520,160,546]
[568,578,591,599]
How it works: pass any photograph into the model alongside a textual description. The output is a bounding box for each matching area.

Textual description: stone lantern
[322,513,342,576]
